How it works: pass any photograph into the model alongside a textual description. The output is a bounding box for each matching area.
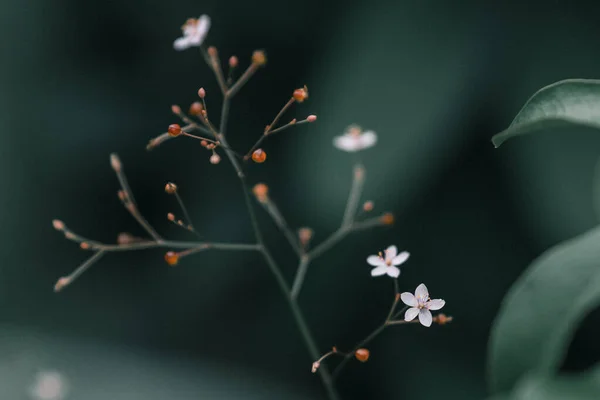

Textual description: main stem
[218,95,340,400]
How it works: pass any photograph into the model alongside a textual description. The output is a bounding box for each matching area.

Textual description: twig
[342,164,365,228]
[227,63,259,98]
[290,256,310,300]
[258,197,304,257]
[111,154,162,241]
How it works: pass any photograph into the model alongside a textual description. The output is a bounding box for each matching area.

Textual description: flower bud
[293,86,309,103]
[198,87,206,98]
[167,213,175,221]
[171,104,182,115]
[354,348,370,362]
[252,183,269,203]
[165,182,178,194]
[307,115,317,122]
[380,213,394,225]
[210,154,221,164]
[251,149,267,163]
[54,277,71,292]
[311,361,320,373]
[189,102,203,116]
[164,251,179,266]
[52,219,65,231]
[229,55,239,68]
[252,50,267,66]
[363,201,374,212]
[168,124,182,137]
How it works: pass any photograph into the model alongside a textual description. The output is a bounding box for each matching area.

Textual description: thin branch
[227,63,259,98]
[267,97,295,133]
[290,256,310,300]
[54,250,106,292]
[110,154,162,241]
[258,197,304,257]
[306,227,349,261]
[245,119,312,160]
[342,164,366,228]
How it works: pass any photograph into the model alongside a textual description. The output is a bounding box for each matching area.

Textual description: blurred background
[2,0,600,398]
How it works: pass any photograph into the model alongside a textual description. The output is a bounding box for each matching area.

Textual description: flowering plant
[51,14,451,399]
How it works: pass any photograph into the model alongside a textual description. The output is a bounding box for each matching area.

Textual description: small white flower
[29,371,68,400]
[333,125,377,152]
[401,283,445,327]
[367,245,409,278]
[173,15,211,51]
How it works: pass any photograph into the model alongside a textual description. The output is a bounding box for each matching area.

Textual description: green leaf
[487,367,600,400]
[492,79,600,148]
[488,225,600,393]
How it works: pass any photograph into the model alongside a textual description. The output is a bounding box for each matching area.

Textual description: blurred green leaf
[489,367,600,400]
[492,79,600,147]
[488,225,600,393]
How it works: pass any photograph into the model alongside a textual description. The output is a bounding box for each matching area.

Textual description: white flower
[401,283,445,327]
[29,371,68,400]
[367,245,409,278]
[333,125,377,152]
[173,15,211,51]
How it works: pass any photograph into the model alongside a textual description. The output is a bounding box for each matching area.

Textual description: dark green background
[2,0,600,398]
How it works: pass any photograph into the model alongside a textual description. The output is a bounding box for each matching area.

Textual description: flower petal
[333,135,359,152]
[404,307,419,321]
[358,131,377,149]
[415,283,429,300]
[426,299,445,311]
[386,266,400,278]
[392,251,410,266]
[366,255,384,266]
[370,266,387,277]
[419,309,432,327]
[173,37,191,50]
[385,245,398,260]
[400,292,418,307]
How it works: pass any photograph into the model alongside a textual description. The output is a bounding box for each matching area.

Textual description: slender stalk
[245,119,311,160]
[220,97,230,138]
[307,227,349,261]
[290,256,310,299]
[227,63,259,97]
[111,154,162,241]
[332,294,406,380]
[332,324,386,379]
[260,199,304,257]
[266,97,295,134]
[341,164,365,228]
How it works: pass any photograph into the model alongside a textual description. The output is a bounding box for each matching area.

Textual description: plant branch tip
[110,153,121,172]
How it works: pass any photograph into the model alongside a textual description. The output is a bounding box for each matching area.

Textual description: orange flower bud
[381,212,394,225]
[171,104,182,115]
[252,149,267,163]
[435,314,453,325]
[164,251,179,266]
[165,182,178,194]
[167,213,175,221]
[168,124,182,137]
[293,86,309,103]
[252,183,269,203]
[189,102,203,116]
[355,348,370,362]
[252,50,267,66]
